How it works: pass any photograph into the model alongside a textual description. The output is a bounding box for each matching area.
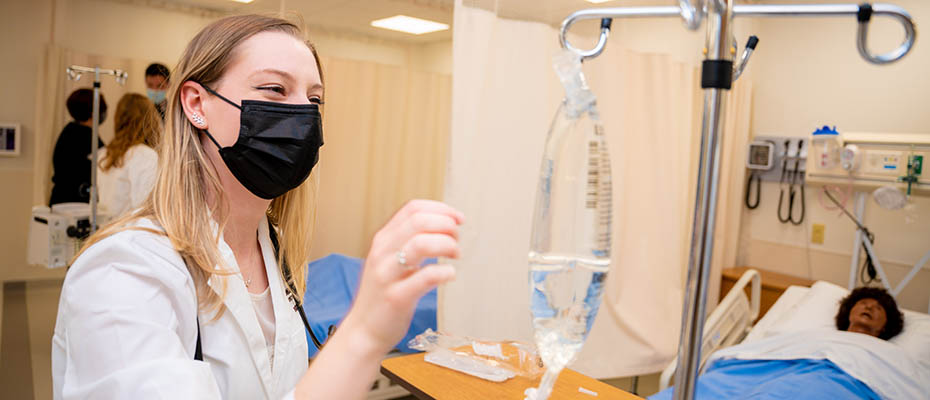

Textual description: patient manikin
[651,286,916,400]
[835,287,904,340]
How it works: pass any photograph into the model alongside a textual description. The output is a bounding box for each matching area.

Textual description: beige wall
[53,0,213,67]
[743,0,930,312]
[406,39,453,74]
[0,0,58,282]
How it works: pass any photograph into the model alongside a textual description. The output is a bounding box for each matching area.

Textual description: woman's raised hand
[342,200,464,354]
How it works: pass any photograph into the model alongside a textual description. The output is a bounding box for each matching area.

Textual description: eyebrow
[250,68,323,91]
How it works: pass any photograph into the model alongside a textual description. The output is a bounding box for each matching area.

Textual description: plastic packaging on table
[407,329,544,382]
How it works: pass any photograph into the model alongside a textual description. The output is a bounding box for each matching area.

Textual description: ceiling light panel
[370,15,449,35]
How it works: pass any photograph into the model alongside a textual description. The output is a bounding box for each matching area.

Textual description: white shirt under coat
[52,216,308,399]
[96,144,158,217]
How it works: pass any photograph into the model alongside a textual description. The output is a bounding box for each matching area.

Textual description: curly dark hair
[835,286,904,340]
[66,88,108,122]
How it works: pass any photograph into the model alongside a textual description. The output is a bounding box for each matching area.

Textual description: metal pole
[848,192,866,288]
[65,65,126,235]
[893,250,930,297]
[90,67,100,233]
[673,1,734,399]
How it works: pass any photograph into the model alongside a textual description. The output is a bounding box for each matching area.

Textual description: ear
[179,81,208,129]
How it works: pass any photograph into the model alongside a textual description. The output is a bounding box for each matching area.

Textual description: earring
[191,113,206,127]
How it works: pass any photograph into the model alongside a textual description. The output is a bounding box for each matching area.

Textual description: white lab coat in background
[96,144,158,217]
[52,216,308,399]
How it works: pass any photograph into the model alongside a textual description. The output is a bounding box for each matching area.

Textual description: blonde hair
[100,93,161,171]
[78,14,322,314]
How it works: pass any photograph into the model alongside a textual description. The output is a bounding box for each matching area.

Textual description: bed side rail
[659,269,761,391]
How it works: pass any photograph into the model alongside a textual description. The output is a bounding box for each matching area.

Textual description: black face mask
[198,83,323,199]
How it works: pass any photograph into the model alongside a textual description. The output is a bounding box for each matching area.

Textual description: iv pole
[65,65,129,235]
[558,2,916,400]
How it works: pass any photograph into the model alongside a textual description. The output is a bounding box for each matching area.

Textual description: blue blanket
[302,254,437,358]
[649,358,880,400]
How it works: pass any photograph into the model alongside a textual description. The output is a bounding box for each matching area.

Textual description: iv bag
[531,51,612,259]
[526,51,612,400]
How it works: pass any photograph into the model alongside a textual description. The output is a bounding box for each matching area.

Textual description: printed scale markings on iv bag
[587,128,612,256]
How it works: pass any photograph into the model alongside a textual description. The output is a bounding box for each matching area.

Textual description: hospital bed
[659,268,761,390]
[657,269,930,399]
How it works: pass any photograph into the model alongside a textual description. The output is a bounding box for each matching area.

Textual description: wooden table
[381,353,644,400]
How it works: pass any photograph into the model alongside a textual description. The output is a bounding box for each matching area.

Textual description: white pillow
[743,285,810,344]
[892,310,930,371]
[769,281,849,335]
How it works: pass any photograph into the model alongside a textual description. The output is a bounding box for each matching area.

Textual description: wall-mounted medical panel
[805,132,929,195]
[747,135,807,183]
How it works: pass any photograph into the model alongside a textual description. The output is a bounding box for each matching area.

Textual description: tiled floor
[1,282,42,399]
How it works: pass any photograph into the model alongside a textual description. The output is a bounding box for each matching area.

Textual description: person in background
[145,62,170,120]
[49,88,107,206]
[97,93,161,217]
[835,286,904,340]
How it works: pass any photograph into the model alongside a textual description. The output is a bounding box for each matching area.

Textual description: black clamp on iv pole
[558,2,915,400]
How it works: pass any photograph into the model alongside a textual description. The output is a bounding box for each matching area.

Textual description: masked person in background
[53,14,462,399]
[97,93,161,217]
[145,62,170,120]
[49,88,107,206]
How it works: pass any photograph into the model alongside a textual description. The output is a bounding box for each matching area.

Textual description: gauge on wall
[747,140,775,170]
[841,144,860,171]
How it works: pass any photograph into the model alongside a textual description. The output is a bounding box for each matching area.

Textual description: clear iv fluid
[530,253,608,371]
[527,98,612,400]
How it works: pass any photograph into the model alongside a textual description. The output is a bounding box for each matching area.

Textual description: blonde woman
[52,14,462,399]
[97,93,161,217]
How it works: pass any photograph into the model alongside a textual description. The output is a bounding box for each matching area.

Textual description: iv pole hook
[558,2,916,65]
[679,0,705,30]
[856,3,916,64]
[559,17,613,61]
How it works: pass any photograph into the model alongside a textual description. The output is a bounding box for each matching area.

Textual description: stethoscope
[283,274,331,350]
[271,220,331,350]
[745,169,762,210]
[777,140,805,225]
[193,224,331,360]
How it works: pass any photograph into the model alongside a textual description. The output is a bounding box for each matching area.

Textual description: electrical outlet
[811,223,825,244]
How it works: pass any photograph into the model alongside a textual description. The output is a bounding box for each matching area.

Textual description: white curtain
[310,57,452,260]
[441,3,752,378]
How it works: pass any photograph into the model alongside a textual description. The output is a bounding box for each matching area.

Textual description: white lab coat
[52,216,308,399]
[96,144,158,217]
